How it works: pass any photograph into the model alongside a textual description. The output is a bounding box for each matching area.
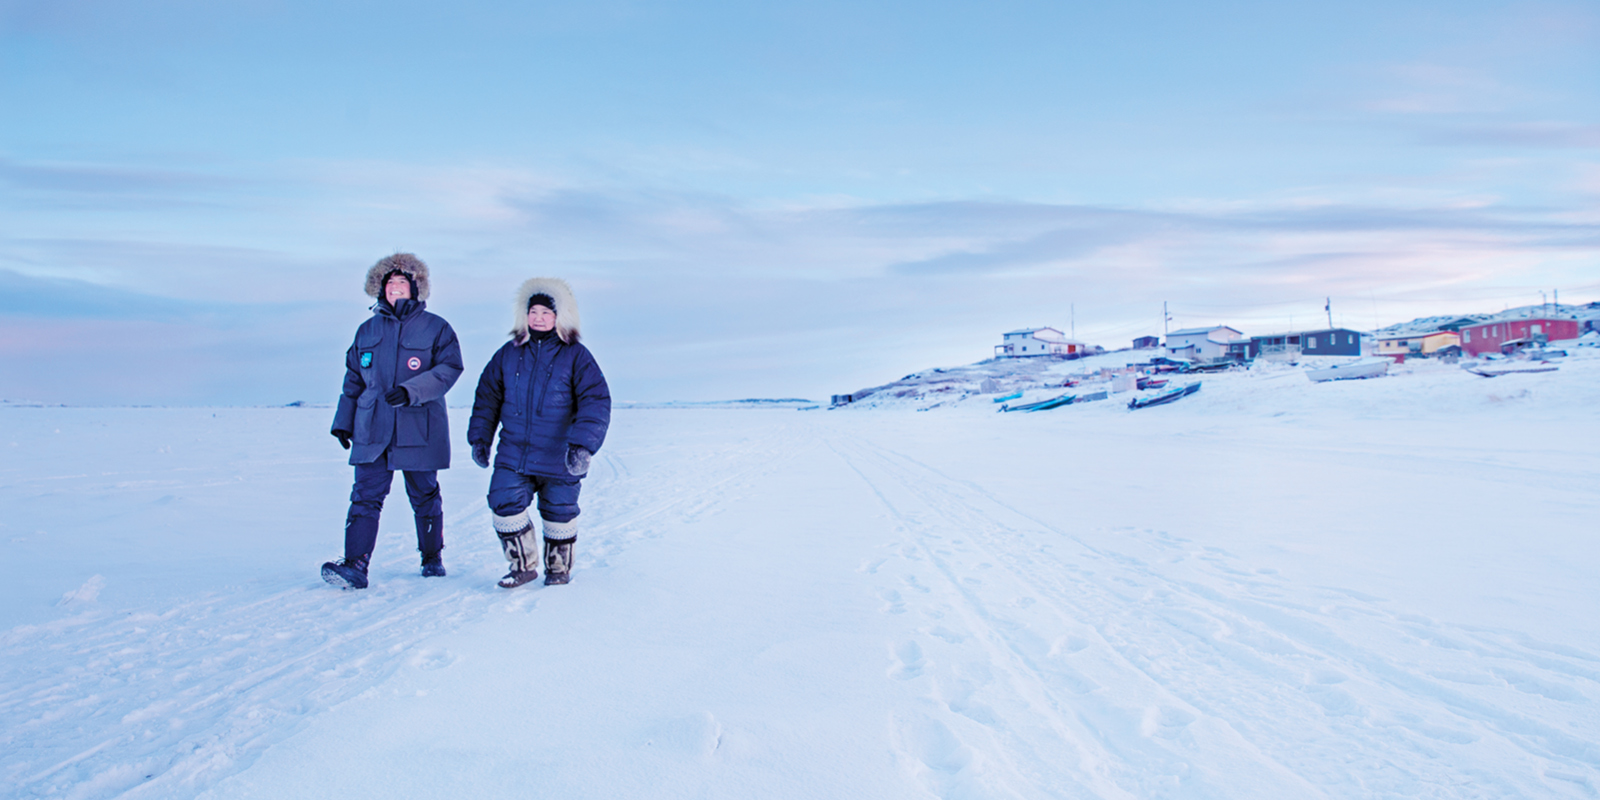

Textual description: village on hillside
[832,301,1600,410]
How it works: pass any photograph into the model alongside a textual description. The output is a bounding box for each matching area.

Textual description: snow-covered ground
[4,350,1598,798]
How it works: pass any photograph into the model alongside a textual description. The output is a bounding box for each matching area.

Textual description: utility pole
[1163,301,1171,340]
[1325,297,1333,329]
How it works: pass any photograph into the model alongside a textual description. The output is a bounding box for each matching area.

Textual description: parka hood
[511,277,580,345]
[364,253,431,302]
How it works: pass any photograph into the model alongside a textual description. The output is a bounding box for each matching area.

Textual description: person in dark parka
[467,277,610,588]
[323,253,464,589]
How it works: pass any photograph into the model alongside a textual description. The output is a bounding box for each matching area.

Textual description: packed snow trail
[1,409,819,798]
[2,359,1598,798]
[824,423,1600,798]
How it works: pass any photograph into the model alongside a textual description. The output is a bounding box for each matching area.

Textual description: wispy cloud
[0,157,240,195]
[4,153,1597,404]
[1420,122,1600,149]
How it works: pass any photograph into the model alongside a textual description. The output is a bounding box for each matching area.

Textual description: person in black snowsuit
[467,277,611,588]
[323,253,464,589]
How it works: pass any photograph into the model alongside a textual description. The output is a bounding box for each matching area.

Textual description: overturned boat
[1306,358,1390,382]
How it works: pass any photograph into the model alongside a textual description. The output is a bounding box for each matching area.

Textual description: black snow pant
[344,462,443,560]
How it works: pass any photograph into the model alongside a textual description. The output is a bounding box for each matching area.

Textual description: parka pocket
[354,391,378,444]
[399,324,434,375]
[396,406,429,447]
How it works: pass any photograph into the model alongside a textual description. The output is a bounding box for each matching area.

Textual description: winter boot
[542,518,578,586]
[324,513,379,589]
[417,514,446,577]
[321,554,370,590]
[493,510,539,588]
[420,551,446,577]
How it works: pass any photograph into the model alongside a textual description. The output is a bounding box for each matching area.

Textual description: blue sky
[2,0,1597,404]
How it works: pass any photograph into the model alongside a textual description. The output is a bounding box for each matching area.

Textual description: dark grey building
[1249,328,1362,357]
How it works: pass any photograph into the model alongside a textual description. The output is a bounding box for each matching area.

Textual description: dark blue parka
[332,300,464,470]
[467,334,611,478]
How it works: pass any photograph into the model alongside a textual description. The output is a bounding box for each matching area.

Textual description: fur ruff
[511,277,581,345]
[364,253,431,301]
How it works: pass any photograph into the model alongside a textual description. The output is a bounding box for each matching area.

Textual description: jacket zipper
[535,341,557,416]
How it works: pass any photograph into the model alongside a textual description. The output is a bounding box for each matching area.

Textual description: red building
[1459,317,1580,356]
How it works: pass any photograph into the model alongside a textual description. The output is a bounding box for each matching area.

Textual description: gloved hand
[384,387,410,407]
[332,429,352,450]
[565,444,591,476]
[471,442,491,469]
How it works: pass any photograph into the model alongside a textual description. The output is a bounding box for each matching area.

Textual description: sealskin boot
[542,537,574,585]
[493,511,538,588]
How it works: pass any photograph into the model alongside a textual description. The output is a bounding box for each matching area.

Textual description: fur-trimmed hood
[364,253,431,302]
[511,277,581,345]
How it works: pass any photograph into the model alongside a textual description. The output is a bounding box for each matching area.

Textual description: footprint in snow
[893,713,972,776]
[1140,705,1198,738]
[411,648,456,671]
[890,641,926,680]
[638,711,722,757]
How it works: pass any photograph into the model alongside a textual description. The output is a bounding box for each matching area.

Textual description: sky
[2,0,1598,404]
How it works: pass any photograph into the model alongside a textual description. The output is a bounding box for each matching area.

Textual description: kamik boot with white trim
[493,510,539,588]
[542,518,578,586]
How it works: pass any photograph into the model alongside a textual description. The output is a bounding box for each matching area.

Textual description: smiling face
[384,273,412,303]
[527,304,557,332]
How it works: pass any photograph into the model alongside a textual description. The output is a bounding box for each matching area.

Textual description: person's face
[527,304,557,332]
[385,274,412,303]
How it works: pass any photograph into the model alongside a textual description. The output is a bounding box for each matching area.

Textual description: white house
[1165,326,1244,361]
[995,327,1086,358]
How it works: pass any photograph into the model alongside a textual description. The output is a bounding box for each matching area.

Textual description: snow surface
[3,349,1599,798]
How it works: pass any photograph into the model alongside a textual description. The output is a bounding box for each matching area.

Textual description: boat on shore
[1465,364,1560,377]
[1128,382,1200,410]
[1306,358,1389,383]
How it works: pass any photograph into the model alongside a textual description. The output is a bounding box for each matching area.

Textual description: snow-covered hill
[3,349,1598,798]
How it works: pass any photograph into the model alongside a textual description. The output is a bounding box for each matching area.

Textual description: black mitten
[384,387,410,407]
[332,429,352,450]
[472,442,491,469]
[565,445,591,476]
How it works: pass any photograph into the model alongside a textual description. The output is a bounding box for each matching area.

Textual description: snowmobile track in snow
[828,431,1600,799]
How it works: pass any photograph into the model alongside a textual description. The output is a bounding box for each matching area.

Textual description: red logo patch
[407,357,422,371]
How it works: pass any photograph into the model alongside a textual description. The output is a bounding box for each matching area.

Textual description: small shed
[1132,335,1160,350]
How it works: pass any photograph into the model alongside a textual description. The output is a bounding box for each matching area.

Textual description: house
[1578,303,1600,335]
[1132,335,1160,350]
[1164,326,1244,361]
[1430,317,1483,332]
[1249,328,1363,358]
[1375,330,1460,357]
[1459,316,1581,356]
[995,327,1087,358]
